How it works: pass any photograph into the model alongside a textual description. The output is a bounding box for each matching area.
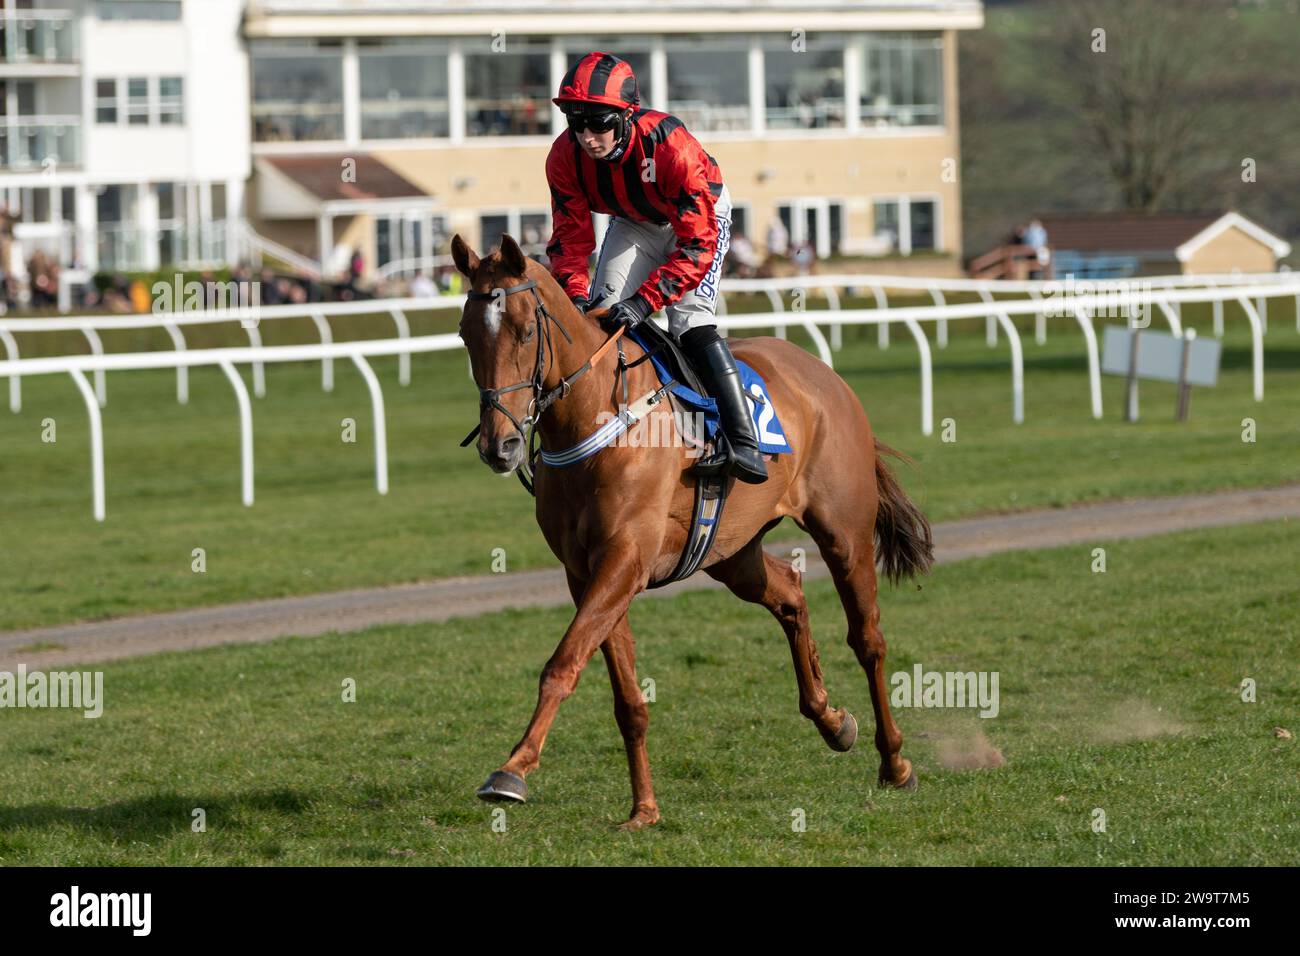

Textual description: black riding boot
[680,325,769,484]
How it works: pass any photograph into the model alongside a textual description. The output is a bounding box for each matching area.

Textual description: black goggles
[564,109,621,134]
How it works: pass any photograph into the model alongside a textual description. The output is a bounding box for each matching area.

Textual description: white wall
[79,0,249,185]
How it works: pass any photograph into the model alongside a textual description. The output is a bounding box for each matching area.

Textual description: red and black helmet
[553,51,640,111]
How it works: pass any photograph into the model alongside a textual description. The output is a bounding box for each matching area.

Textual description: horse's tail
[873,438,935,586]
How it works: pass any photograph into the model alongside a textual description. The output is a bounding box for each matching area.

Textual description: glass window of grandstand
[730,203,749,239]
[910,199,936,251]
[158,77,183,125]
[856,32,944,128]
[251,39,345,142]
[777,199,843,259]
[479,210,549,254]
[375,213,450,270]
[360,38,449,140]
[763,35,845,129]
[95,79,118,123]
[126,77,149,125]
[666,34,749,132]
[559,38,652,108]
[873,199,900,252]
[97,1,182,20]
[464,37,551,137]
[156,182,182,265]
[96,184,140,270]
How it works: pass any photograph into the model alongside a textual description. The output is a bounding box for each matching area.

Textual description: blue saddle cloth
[625,328,794,455]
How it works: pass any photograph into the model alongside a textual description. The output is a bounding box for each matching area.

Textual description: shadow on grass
[0,787,310,841]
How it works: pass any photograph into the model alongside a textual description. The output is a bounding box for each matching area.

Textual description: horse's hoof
[879,760,918,791]
[617,809,660,832]
[476,770,528,803]
[831,711,858,752]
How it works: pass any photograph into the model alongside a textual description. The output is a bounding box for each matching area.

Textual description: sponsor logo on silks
[696,214,731,303]
[50,886,151,936]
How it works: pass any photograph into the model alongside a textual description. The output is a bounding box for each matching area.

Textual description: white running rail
[3,280,1297,521]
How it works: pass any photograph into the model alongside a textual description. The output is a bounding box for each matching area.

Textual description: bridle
[459,278,626,494]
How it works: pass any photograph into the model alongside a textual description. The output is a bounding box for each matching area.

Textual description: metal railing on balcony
[0,10,78,63]
[0,116,80,170]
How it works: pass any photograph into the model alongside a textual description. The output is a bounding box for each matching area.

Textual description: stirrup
[691,434,731,476]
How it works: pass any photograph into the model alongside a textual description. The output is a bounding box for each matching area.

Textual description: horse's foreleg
[601,616,659,830]
[476,556,641,805]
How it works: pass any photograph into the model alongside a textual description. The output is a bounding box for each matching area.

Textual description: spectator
[1022,218,1050,278]
[791,239,816,277]
[766,216,789,259]
[724,231,760,279]
[28,249,59,308]
[409,271,437,298]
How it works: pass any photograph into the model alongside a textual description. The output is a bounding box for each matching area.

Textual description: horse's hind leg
[601,614,660,830]
[802,510,916,790]
[706,540,858,753]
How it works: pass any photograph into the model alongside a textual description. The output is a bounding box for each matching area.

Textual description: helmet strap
[600,107,635,163]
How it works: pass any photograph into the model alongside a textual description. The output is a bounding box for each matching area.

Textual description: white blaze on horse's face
[482,289,505,338]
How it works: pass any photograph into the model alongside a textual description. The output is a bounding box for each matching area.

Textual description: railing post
[81,327,107,406]
[388,307,412,385]
[309,310,334,392]
[69,368,106,522]
[995,311,1025,424]
[900,318,933,436]
[1235,296,1265,401]
[218,360,255,506]
[350,354,389,495]
[161,322,188,404]
[823,286,842,351]
[871,284,889,349]
[927,283,948,348]
[1072,306,1103,420]
[0,328,20,412]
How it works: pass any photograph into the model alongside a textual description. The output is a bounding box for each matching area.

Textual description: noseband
[459,278,626,493]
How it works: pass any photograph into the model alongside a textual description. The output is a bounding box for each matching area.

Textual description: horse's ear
[499,234,528,276]
[451,234,479,277]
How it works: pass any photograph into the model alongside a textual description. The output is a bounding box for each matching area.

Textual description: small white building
[0,0,250,274]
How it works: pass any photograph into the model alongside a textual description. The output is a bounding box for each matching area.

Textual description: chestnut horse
[453,233,933,830]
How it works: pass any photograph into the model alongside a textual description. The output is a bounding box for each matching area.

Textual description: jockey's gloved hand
[570,294,591,313]
[607,294,653,330]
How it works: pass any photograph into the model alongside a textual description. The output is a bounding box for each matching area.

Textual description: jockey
[544,51,767,485]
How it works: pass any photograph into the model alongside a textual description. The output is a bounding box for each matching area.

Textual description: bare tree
[1053,0,1241,212]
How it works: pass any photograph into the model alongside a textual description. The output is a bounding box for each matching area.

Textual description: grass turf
[0,518,1295,865]
[1,299,1297,631]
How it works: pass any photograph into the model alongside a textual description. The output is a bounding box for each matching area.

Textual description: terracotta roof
[262,154,428,202]
[1036,212,1222,252]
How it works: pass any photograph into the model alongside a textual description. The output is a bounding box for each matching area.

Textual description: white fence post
[350,354,389,495]
[1072,307,1103,420]
[388,307,412,385]
[1,328,20,412]
[309,309,335,392]
[69,368,106,522]
[218,360,255,506]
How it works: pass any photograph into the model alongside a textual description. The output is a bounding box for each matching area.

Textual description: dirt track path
[3,484,1297,670]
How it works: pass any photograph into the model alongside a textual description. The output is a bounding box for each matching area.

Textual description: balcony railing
[0,117,81,170]
[1,11,78,64]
